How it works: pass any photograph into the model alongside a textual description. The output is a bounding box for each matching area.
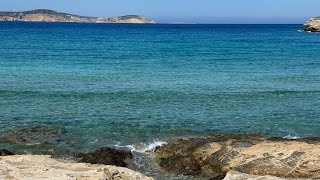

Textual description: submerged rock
[0,124,65,144]
[0,124,66,155]
[304,17,320,32]
[155,134,320,179]
[0,149,14,156]
[77,147,132,167]
[0,155,153,180]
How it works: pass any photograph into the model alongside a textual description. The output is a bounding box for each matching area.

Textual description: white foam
[114,144,136,151]
[114,140,167,153]
[284,135,300,139]
[137,140,167,153]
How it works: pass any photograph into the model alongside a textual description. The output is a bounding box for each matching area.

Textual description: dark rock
[0,149,14,156]
[77,147,132,167]
[209,175,226,180]
[155,137,216,159]
[206,146,241,175]
[304,27,320,32]
[159,155,201,175]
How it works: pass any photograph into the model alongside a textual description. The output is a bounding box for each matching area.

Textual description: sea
[0,22,320,179]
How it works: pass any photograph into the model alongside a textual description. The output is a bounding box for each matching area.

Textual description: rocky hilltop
[304,16,320,32]
[0,9,155,24]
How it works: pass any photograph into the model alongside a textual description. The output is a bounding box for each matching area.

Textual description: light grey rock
[223,171,311,180]
[304,17,320,32]
[0,155,154,180]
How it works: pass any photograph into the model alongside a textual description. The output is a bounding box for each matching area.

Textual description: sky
[0,0,319,24]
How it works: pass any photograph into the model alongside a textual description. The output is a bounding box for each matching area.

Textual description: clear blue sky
[0,0,319,24]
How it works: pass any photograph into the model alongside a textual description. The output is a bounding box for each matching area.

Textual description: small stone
[0,149,15,156]
[104,168,120,178]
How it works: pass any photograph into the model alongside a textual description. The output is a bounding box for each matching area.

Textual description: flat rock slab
[155,135,320,179]
[223,171,311,180]
[0,155,153,180]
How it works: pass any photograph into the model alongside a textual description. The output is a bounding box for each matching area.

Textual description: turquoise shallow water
[0,23,320,155]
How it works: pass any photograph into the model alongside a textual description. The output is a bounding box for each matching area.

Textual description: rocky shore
[2,124,320,180]
[0,9,155,24]
[155,134,320,179]
[304,16,320,32]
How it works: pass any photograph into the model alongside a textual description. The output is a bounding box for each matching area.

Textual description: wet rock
[155,134,320,179]
[77,147,132,167]
[159,155,201,175]
[0,149,14,156]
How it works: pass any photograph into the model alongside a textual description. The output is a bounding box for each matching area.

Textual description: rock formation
[0,155,153,180]
[0,9,155,24]
[155,135,320,179]
[304,17,320,32]
[76,147,133,167]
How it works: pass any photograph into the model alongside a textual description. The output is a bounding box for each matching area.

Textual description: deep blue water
[0,22,320,155]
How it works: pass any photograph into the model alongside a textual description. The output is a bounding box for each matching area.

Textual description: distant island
[304,16,320,32]
[0,9,155,24]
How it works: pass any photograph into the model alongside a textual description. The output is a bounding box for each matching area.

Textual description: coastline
[0,9,155,24]
[2,134,320,179]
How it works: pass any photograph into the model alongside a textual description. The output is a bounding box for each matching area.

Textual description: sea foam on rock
[155,134,320,179]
